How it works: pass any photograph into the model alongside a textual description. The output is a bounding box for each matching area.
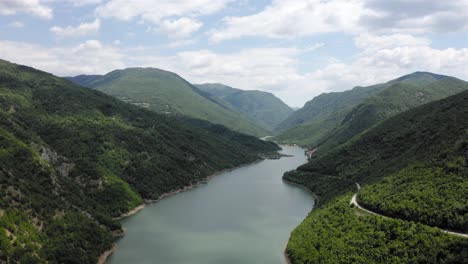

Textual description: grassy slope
[285,90,468,263]
[0,60,279,263]
[195,83,294,130]
[274,72,463,148]
[70,69,269,137]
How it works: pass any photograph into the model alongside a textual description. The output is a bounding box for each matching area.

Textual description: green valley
[0,59,280,264]
[67,69,272,137]
[195,83,294,130]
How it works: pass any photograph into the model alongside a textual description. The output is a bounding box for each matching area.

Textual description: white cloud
[158,17,202,39]
[70,0,102,6]
[209,0,468,43]
[0,0,52,19]
[210,0,366,42]
[0,39,124,76]
[50,19,100,38]
[1,34,467,107]
[96,0,232,22]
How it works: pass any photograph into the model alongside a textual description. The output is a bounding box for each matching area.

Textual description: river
[107,145,315,264]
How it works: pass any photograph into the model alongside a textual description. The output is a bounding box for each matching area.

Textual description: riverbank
[98,245,117,264]
[97,155,274,264]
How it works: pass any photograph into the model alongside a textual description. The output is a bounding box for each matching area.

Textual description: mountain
[315,73,468,154]
[195,83,294,130]
[0,59,279,263]
[274,72,468,149]
[66,69,269,137]
[284,89,468,263]
[65,74,102,87]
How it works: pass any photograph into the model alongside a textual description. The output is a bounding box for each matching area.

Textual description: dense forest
[0,59,279,263]
[287,195,467,264]
[285,89,468,263]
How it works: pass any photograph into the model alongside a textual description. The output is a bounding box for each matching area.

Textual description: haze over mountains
[274,72,468,154]
[2,57,468,263]
[67,68,294,136]
[0,60,279,263]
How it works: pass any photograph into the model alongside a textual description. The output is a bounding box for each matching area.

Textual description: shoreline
[97,244,117,264]
[97,156,272,264]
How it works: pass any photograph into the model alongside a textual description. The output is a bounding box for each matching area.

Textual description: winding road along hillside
[350,183,468,239]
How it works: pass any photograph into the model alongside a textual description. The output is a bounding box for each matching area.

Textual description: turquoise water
[107,145,315,264]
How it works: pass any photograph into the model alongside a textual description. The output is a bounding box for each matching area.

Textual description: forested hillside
[274,72,467,149]
[284,89,468,263]
[0,59,279,263]
[67,69,269,137]
[195,83,293,130]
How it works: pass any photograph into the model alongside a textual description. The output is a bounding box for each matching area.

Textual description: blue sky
[0,0,467,107]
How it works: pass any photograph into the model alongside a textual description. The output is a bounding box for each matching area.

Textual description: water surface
[108,146,315,264]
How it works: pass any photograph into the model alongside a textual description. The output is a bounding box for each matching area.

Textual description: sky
[0,0,467,107]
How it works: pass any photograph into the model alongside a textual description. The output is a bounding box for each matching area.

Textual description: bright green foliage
[0,59,279,262]
[284,89,468,262]
[286,89,468,203]
[67,69,269,136]
[0,209,47,263]
[275,72,468,152]
[286,195,468,264]
[195,83,294,130]
[359,162,468,232]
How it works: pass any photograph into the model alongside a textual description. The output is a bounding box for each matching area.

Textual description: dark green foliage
[274,72,468,150]
[359,162,468,232]
[287,89,468,203]
[286,195,468,264]
[195,83,294,130]
[67,68,269,136]
[285,89,468,262]
[315,76,468,155]
[0,59,279,262]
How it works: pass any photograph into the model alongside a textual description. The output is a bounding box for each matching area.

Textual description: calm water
[107,146,315,264]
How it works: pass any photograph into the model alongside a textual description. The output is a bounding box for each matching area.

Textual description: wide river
[107,145,315,264]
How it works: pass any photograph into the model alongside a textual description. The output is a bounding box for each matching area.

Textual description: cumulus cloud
[0,39,124,76]
[158,17,203,39]
[2,34,467,106]
[210,0,468,43]
[70,0,102,6]
[50,19,100,38]
[210,0,364,42]
[0,0,52,19]
[96,0,232,22]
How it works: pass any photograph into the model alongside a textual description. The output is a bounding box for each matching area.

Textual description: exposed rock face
[56,163,75,177]
[40,146,59,165]
[39,145,76,177]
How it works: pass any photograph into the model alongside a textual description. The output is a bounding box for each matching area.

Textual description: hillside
[195,83,294,130]
[0,59,279,263]
[66,69,269,137]
[315,75,468,155]
[273,72,465,148]
[284,89,468,262]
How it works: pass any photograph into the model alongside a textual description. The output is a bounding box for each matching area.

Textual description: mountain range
[0,59,279,263]
[67,69,293,136]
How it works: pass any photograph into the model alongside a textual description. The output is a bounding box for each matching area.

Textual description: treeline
[286,195,468,264]
[359,161,468,232]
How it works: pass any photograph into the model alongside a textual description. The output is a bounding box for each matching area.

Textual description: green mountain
[315,74,468,155]
[0,59,279,263]
[66,68,269,137]
[284,89,468,263]
[195,83,294,130]
[274,72,468,149]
